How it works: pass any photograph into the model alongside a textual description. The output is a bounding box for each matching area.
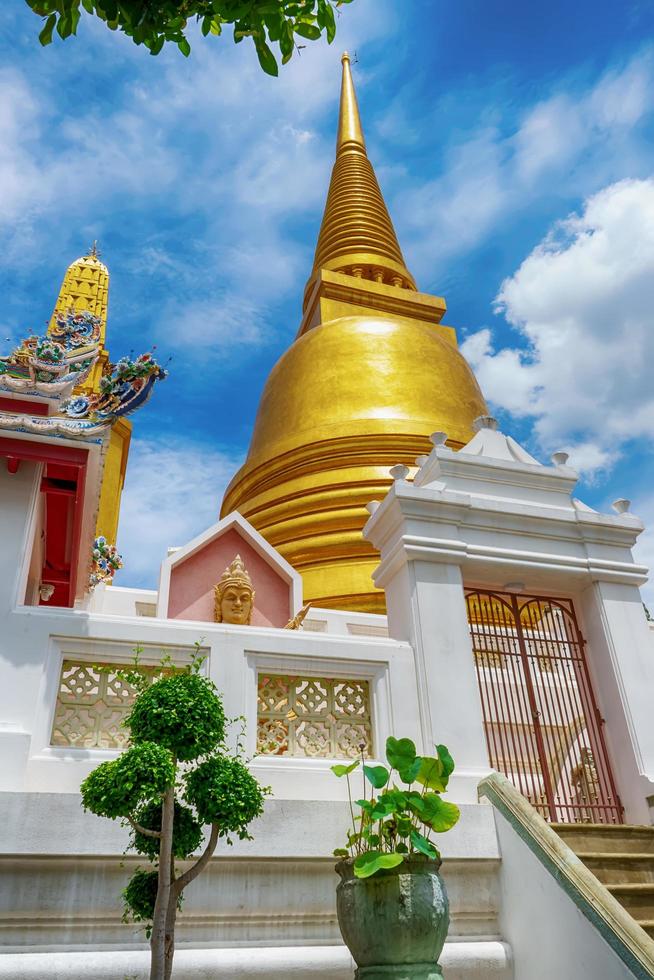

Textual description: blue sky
[2,0,654,602]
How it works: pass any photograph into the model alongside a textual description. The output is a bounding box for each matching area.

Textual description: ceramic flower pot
[335,856,449,980]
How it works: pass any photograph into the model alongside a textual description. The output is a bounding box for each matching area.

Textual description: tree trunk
[149,786,175,980]
[163,885,176,980]
[160,823,221,979]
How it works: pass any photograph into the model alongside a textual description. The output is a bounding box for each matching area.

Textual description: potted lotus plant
[332,737,460,979]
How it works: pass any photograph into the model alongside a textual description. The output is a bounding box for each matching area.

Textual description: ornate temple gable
[158,511,303,627]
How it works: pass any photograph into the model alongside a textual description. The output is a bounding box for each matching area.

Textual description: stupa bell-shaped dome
[222,55,487,613]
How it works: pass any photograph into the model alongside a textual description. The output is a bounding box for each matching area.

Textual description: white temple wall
[578,580,654,824]
[0,460,42,789]
[492,804,634,980]
[0,603,420,799]
[0,790,504,957]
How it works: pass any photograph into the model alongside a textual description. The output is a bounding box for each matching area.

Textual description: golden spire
[221,50,488,616]
[305,52,416,305]
[48,244,109,341]
[337,51,365,152]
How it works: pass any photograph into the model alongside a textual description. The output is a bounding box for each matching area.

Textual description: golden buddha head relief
[214,554,255,625]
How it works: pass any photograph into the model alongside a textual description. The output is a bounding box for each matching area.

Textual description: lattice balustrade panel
[256,674,372,759]
[51,660,163,749]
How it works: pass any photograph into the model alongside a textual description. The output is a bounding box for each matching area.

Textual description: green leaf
[177,36,191,56]
[380,789,408,810]
[410,829,440,860]
[420,794,460,833]
[369,799,395,820]
[385,737,417,773]
[38,12,57,45]
[436,743,455,779]
[279,20,294,60]
[294,21,321,39]
[397,815,412,836]
[331,761,359,777]
[353,850,404,879]
[363,764,389,789]
[254,38,279,76]
[56,13,71,39]
[322,1,336,42]
[333,848,349,857]
[416,756,447,792]
[398,758,422,784]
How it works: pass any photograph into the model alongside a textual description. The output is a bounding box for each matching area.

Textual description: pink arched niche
[167,527,292,627]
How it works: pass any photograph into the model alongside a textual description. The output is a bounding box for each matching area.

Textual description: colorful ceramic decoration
[0,310,102,397]
[0,310,166,439]
[89,536,123,588]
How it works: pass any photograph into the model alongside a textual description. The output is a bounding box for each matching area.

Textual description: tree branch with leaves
[81,649,270,980]
[24,0,355,73]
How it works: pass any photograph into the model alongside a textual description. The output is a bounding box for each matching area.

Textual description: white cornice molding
[372,532,648,590]
[366,480,647,590]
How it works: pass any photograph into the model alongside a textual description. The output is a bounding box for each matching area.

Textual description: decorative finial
[472,416,499,432]
[551,451,570,467]
[612,498,631,514]
[389,464,410,481]
[430,431,448,447]
[87,240,100,259]
[337,47,365,153]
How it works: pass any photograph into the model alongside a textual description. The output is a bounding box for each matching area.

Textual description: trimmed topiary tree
[81,649,269,980]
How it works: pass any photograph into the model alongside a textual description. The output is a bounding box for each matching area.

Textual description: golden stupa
[48,245,131,545]
[222,53,487,612]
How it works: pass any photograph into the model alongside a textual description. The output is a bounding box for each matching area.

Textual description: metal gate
[465,589,622,824]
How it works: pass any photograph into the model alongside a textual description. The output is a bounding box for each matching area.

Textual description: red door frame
[0,436,89,607]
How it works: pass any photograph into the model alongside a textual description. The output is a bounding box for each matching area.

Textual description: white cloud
[395,50,654,280]
[155,293,267,355]
[116,437,244,587]
[0,0,398,354]
[461,177,654,475]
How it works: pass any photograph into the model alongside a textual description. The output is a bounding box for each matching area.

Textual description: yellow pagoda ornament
[47,245,133,545]
[222,54,488,613]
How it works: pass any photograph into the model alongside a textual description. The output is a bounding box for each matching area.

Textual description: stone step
[0,942,514,979]
[578,852,654,884]
[551,823,654,855]
[607,883,654,921]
